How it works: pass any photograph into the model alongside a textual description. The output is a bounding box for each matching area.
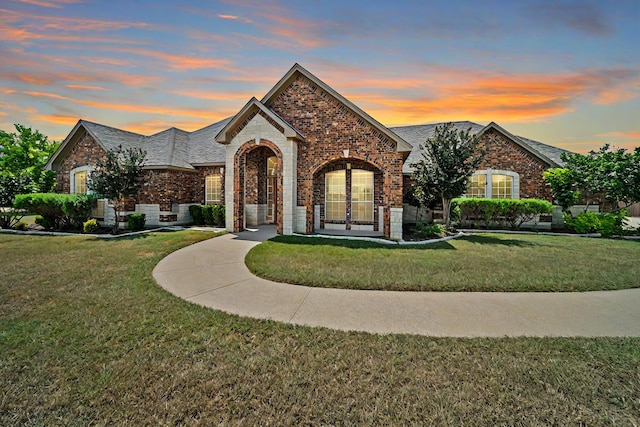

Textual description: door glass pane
[325,170,346,220]
[351,169,373,221]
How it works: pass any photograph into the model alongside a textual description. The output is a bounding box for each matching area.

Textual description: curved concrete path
[153,226,640,337]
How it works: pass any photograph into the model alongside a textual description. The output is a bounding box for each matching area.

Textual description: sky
[1,0,639,153]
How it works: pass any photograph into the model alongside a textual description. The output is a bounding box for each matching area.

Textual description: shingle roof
[51,118,568,172]
[391,121,568,174]
[67,118,232,169]
[391,121,485,174]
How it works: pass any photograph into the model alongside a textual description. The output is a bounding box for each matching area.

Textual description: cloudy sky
[1,0,639,152]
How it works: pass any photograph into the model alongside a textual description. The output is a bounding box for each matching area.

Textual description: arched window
[466,169,519,199]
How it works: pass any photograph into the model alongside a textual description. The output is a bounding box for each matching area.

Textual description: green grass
[1,232,640,425]
[246,233,640,292]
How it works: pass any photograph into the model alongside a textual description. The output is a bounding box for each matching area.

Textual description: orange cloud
[598,131,640,139]
[34,114,79,125]
[171,89,255,102]
[99,47,233,71]
[66,84,108,91]
[14,0,85,8]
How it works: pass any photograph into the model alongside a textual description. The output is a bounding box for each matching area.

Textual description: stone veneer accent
[268,73,404,237]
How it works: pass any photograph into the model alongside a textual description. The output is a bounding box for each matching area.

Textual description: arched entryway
[312,158,384,235]
[233,140,283,234]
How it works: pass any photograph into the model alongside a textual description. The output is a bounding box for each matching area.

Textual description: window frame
[466,169,519,199]
[325,170,346,221]
[350,169,374,222]
[70,165,93,195]
[205,174,222,204]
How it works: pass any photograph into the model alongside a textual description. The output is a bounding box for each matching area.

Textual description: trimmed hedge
[189,204,225,227]
[126,213,146,231]
[13,193,97,230]
[452,198,553,229]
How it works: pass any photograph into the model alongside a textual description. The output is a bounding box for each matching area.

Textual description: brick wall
[56,132,107,193]
[478,129,553,200]
[268,73,404,235]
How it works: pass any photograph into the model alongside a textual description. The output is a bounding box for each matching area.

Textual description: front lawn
[1,232,639,425]
[246,233,640,292]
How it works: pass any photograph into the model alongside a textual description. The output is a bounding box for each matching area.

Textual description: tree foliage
[0,124,59,205]
[88,145,146,233]
[410,123,484,225]
[545,145,640,213]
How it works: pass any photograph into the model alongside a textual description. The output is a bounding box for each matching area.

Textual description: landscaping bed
[246,233,640,292]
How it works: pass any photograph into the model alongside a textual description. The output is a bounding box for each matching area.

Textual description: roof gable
[215,97,304,143]
[478,122,561,167]
[261,63,412,153]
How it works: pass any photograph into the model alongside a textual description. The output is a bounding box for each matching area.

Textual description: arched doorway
[233,140,283,234]
[312,158,383,235]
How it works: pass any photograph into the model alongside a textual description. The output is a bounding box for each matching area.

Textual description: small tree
[0,124,59,199]
[88,145,146,233]
[410,123,484,226]
[542,167,580,212]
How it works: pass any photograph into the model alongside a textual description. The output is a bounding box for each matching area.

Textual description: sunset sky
[1,0,639,153]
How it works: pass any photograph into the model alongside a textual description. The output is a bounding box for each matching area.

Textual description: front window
[351,169,373,221]
[325,170,346,220]
[74,171,87,194]
[466,173,486,198]
[206,175,222,204]
[491,174,513,199]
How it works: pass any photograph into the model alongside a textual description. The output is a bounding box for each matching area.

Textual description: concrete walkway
[153,226,640,337]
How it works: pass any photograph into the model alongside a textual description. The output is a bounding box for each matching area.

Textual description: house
[46,63,568,239]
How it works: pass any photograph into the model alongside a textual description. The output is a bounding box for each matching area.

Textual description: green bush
[189,204,204,225]
[126,213,146,231]
[83,218,100,233]
[202,205,214,226]
[413,222,446,239]
[13,193,97,230]
[212,204,225,226]
[564,209,628,236]
[62,194,98,229]
[451,198,553,229]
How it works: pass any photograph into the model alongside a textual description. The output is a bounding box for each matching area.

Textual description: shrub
[126,213,146,231]
[202,205,214,226]
[564,211,600,234]
[83,218,100,233]
[452,198,553,229]
[62,194,98,229]
[212,204,225,226]
[0,208,24,229]
[13,193,98,230]
[189,204,204,225]
[14,221,28,231]
[564,209,628,236]
[14,193,65,229]
[413,222,446,239]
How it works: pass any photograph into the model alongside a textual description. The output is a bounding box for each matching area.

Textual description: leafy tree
[0,124,59,201]
[410,123,484,226]
[553,145,640,213]
[88,145,146,233]
[542,168,580,212]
